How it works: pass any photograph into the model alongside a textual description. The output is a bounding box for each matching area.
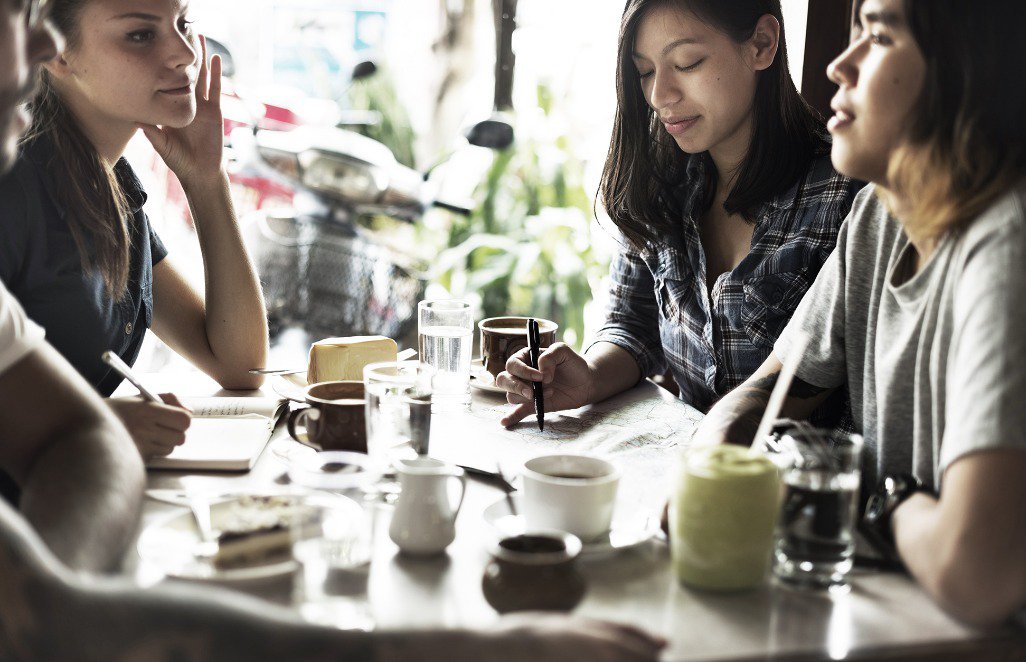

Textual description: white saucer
[482,495,660,557]
[470,359,506,395]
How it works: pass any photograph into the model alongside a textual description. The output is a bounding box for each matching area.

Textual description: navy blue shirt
[0,136,167,396]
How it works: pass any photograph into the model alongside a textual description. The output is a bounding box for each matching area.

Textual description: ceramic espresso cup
[479,316,558,378]
[287,381,367,453]
[521,454,620,541]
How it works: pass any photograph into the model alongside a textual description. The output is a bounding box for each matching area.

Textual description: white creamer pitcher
[389,457,467,555]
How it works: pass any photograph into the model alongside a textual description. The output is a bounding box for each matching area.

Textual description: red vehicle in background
[146,38,512,342]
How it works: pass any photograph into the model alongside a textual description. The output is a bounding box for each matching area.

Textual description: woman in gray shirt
[698,0,1026,627]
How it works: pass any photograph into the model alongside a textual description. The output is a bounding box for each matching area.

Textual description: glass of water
[363,361,434,499]
[293,506,374,630]
[418,300,473,411]
[772,426,864,589]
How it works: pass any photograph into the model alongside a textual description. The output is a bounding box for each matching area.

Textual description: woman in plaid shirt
[499,0,862,423]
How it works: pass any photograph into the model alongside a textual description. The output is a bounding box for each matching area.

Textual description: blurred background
[129,0,813,371]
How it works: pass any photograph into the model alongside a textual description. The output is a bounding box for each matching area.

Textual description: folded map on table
[145,397,288,472]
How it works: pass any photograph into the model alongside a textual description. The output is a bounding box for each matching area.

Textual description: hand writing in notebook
[108,393,193,460]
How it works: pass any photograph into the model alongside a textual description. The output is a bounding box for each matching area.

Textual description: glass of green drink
[669,444,781,591]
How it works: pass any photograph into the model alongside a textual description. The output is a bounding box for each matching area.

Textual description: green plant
[347,66,418,169]
[432,84,611,349]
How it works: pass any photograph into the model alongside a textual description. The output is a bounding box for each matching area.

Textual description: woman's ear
[749,14,781,72]
[43,53,73,81]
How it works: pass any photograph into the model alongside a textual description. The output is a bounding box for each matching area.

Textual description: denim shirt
[591,151,863,413]
[0,136,167,396]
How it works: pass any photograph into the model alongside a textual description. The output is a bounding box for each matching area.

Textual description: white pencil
[101,351,162,404]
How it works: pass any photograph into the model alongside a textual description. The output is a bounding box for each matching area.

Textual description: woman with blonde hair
[698,0,1026,626]
[0,0,268,459]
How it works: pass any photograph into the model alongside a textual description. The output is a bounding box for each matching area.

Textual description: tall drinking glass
[418,300,473,411]
[363,361,434,499]
[772,427,864,589]
[292,505,374,630]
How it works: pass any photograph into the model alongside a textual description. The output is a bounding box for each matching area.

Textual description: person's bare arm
[145,45,268,391]
[892,449,1026,628]
[0,343,143,572]
[151,251,267,391]
[0,497,663,661]
[695,353,837,445]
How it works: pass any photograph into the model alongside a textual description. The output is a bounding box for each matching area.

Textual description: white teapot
[389,457,467,555]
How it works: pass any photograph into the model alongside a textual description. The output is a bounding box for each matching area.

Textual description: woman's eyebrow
[110,12,161,21]
[861,10,901,28]
[632,36,703,60]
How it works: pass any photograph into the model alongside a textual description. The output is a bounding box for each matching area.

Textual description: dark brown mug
[287,381,367,453]
[479,316,558,379]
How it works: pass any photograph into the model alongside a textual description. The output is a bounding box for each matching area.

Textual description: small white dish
[287,451,373,490]
[272,371,309,403]
[482,495,659,557]
[470,359,506,395]
[137,490,362,584]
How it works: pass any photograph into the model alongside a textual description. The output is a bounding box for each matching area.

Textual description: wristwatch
[859,473,925,567]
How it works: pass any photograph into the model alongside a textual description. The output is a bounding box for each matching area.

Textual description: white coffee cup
[521,454,620,541]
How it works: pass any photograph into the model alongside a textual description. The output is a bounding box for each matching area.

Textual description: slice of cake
[212,495,318,569]
[307,336,398,384]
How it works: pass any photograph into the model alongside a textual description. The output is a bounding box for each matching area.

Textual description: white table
[129,373,1025,661]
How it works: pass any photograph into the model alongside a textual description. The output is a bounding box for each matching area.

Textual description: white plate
[137,490,363,583]
[482,495,660,557]
[470,359,506,395]
[273,372,309,402]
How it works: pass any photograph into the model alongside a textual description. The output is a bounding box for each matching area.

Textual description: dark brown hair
[599,0,827,250]
[24,0,132,299]
[872,0,1026,239]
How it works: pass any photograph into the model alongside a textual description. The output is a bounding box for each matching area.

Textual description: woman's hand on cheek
[140,34,225,192]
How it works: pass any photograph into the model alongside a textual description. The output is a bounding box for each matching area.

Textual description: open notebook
[145,396,288,472]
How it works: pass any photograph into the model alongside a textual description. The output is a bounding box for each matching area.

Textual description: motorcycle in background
[228,83,514,345]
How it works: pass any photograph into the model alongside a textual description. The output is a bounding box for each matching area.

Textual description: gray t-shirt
[775,182,1026,492]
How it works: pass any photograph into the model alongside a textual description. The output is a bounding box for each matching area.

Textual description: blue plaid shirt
[591,151,863,412]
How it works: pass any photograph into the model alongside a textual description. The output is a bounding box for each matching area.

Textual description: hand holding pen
[101,351,192,458]
[527,319,545,431]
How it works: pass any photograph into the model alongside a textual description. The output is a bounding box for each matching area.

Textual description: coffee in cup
[521,454,620,541]
[479,316,558,378]
[287,381,367,453]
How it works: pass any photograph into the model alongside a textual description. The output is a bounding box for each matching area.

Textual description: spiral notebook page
[147,397,287,471]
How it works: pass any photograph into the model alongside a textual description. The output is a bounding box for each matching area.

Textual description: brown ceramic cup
[287,381,367,453]
[479,316,558,379]
[481,531,586,613]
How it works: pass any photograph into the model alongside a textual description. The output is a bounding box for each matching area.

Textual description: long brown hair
[599,0,827,250]
[876,0,1026,240]
[24,0,131,299]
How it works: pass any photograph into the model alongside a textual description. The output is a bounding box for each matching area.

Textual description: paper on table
[181,397,285,419]
[146,396,287,472]
[430,382,703,519]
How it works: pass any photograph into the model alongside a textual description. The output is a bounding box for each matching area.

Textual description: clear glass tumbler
[292,505,374,631]
[363,361,434,499]
[418,300,473,411]
[772,427,864,589]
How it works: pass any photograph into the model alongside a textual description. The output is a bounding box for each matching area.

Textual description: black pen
[527,318,544,431]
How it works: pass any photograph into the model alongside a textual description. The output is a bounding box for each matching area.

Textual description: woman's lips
[158,85,193,96]
[827,109,854,132]
[663,116,700,136]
